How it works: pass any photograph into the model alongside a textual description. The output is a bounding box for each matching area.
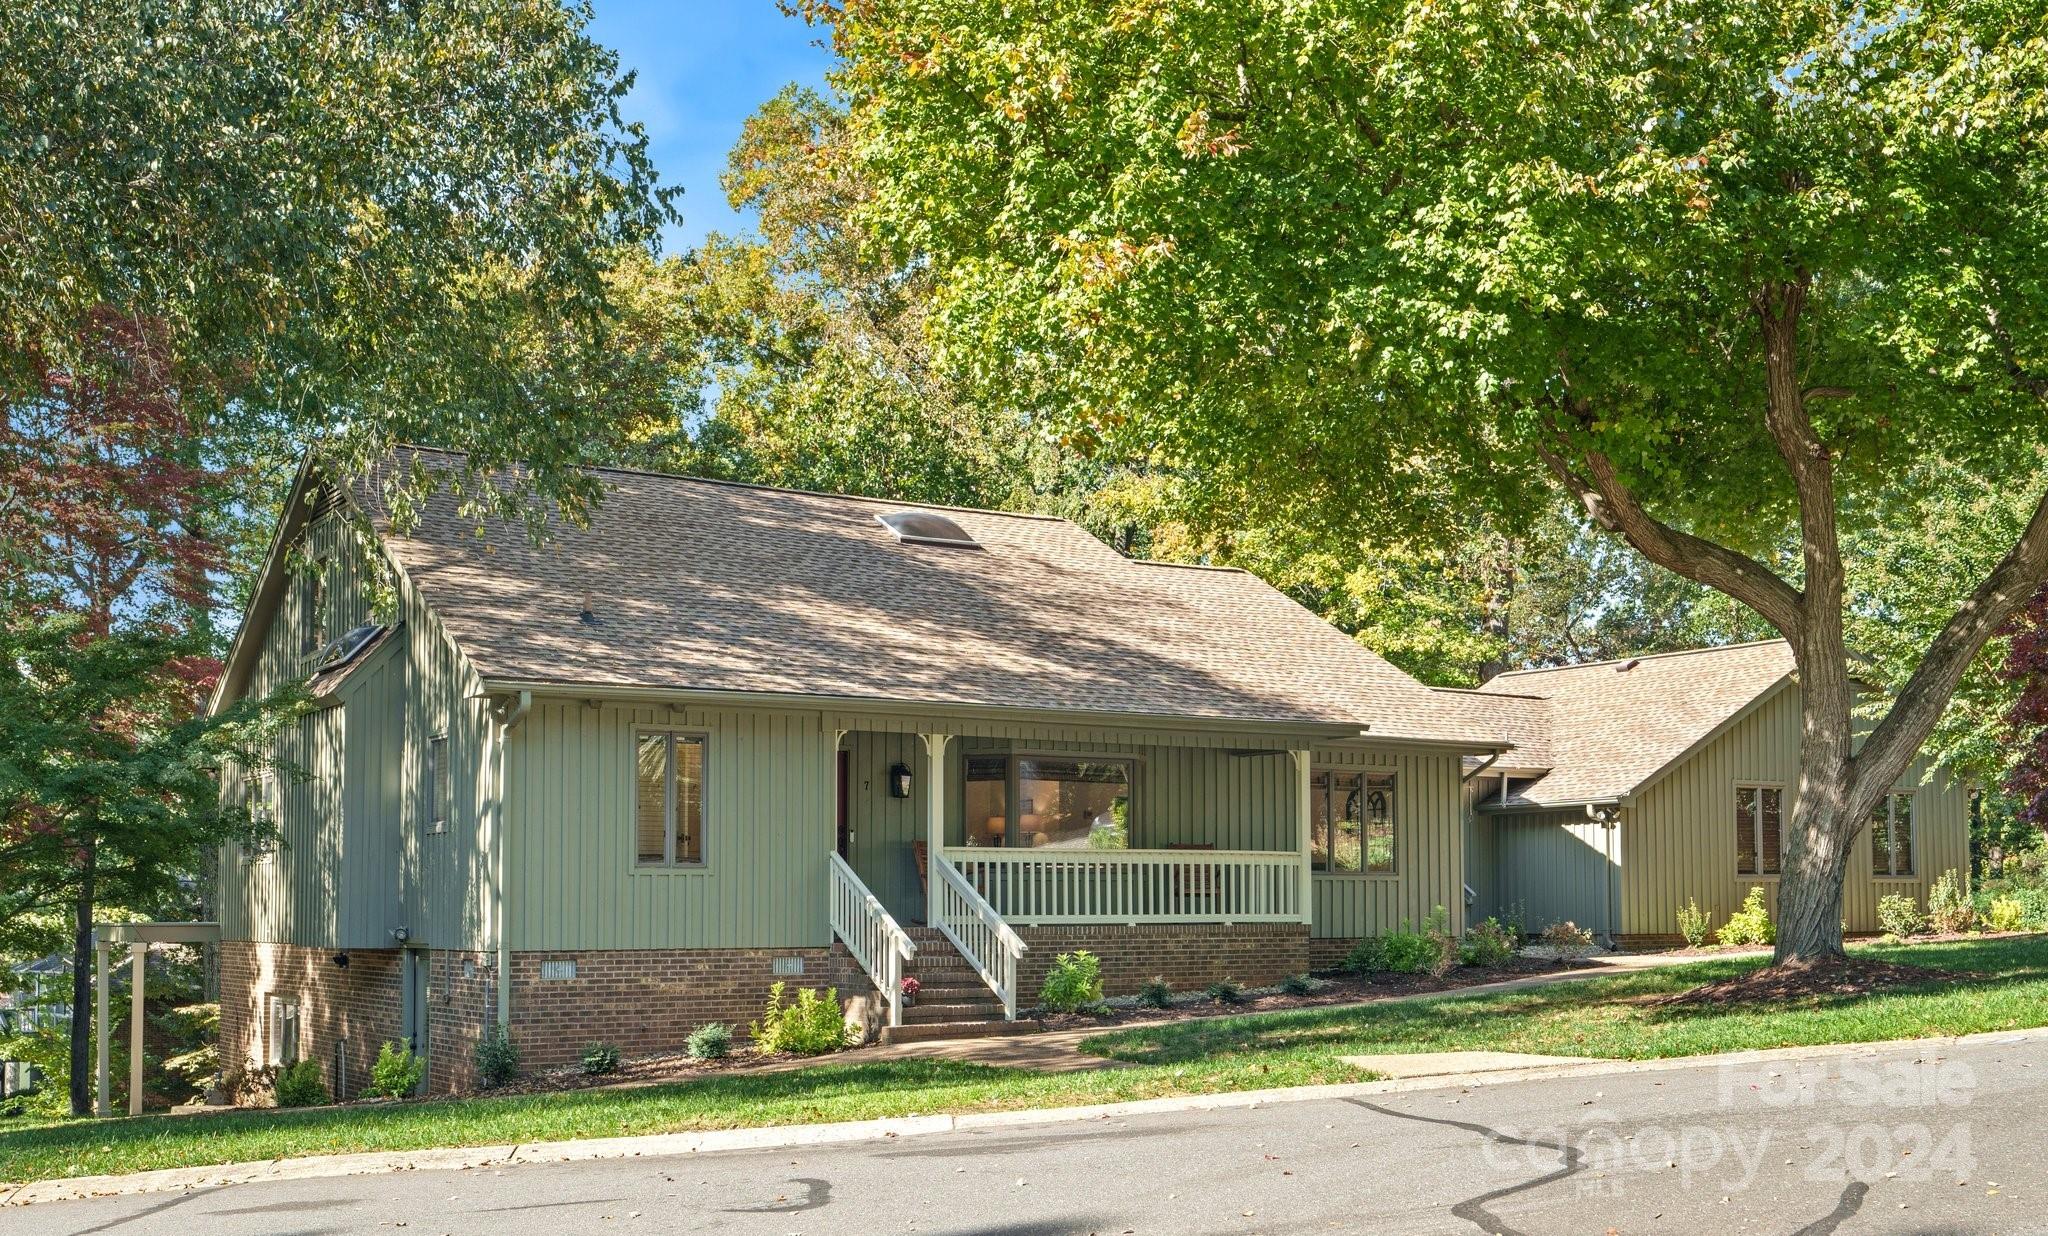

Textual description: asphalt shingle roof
[353,451,1499,743]
[1469,640,1796,808]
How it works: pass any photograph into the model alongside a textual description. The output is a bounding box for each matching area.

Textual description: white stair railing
[932,853,1029,1020]
[828,852,917,1027]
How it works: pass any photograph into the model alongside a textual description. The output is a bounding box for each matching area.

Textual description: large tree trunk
[67,839,96,1117]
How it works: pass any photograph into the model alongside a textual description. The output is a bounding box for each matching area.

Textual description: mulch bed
[1033,956,1583,1031]
[486,1048,823,1096]
[1649,957,1986,1009]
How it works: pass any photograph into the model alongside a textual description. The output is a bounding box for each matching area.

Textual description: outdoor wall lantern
[889,762,914,799]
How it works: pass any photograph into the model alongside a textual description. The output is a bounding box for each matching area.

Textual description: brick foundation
[502,946,864,1073]
[1308,936,1358,971]
[218,941,406,1101]
[1015,923,1309,997]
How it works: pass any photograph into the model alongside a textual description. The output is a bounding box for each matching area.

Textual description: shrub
[1717,887,1776,947]
[1676,898,1712,949]
[1540,920,1596,960]
[1987,897,2028,933]
[1460,917,1519,968]
[1137,977,1173,1008]
[272,1058,330,1108]
[1929,870,1975,934]
[1422,905,1459,977]
[365,1040,424,1098]
[686,1021,732,1060]
[580,1042,621,1076]
[1279,972,1316,996]
[474,1025,520,1088]
[1379,929,1436,973]
[1341,937,1388,974]
[1204,978,1243,1004]
[750,983,851,1055]
[1877,893,1926,939]
[1038,951,1105,1013]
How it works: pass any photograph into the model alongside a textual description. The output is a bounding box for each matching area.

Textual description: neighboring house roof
[341,449,1499,744]
[1467,640,1797,809]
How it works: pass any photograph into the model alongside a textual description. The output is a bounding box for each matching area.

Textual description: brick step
[879,1018,1043,1046]
[904,982,994,1000]
[900,1000,1006,1024]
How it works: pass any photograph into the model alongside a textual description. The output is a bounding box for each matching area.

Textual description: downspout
[1586,801,1622,948]
[1461,749,1505,783]
[494,690,532,1028]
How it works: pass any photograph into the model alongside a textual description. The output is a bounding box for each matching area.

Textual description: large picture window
[1736,785,1783,876]
[635,731,706,867]
[1870,792,1915,877]
[1311,770,1396,873]
[961,754,1131,849]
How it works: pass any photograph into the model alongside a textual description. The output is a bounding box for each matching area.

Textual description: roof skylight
[876,511,981,549]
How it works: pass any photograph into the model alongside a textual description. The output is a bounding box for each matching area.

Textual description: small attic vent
[317,623,385,671]
[1617,658,1642,673]
[876,510,981,549]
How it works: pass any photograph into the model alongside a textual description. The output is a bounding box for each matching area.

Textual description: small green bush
[1341,936,1388,973]
[1987,896,2028,933]
[687,1021,732,1060]
[473,1025,520,1088]
[1877,893,1926,939]
[1137,977,1173,1008]
[365,1040,424,1098]
[1717,887,1776,947]
[1460,917,1518,968]
[1929,869,1975,934]
[1380,929,1438,974]
[1204,978,1243,1004]
[580,1042,621,1076]
[272,1058,330,1108]
[1038,951,1105,1013]
[750,983,850,1055]
[1279,972,1316,996]
[1676,898,1712,949]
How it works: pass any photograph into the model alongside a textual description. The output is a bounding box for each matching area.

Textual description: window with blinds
[635,730,707,867]
[1735,785,1783,876]
[1870,792,1915,877]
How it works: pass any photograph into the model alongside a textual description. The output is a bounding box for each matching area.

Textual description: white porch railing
[932,854,1029,1020]
[943,847,1305,924]
[827,852,917,1027]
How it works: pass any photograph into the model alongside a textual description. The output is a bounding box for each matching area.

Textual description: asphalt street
[11,1031,2046,1236]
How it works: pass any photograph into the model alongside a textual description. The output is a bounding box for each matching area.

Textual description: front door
[836,749,851,859]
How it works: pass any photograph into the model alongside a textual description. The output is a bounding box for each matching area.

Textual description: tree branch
[1857,486,2048,795]
[1533,433,1806,635]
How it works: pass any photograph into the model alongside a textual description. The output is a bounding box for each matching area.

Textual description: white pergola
[92,921,220,1117]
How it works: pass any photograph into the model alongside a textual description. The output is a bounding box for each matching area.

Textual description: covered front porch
[826,718,1332,1027]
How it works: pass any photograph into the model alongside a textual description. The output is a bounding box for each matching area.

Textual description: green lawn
[1086,935,2048,1067]
[4,934,2043,1189]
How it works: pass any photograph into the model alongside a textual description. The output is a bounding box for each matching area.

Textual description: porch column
[1291,750,1314,926]
[94,939,111,1117]
[919,733,953,924]
[127,943,146,1116]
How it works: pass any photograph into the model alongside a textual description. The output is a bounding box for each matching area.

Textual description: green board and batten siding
[219,501,499,953]
[1310,748,1469,939]
[1621,684,1970,938]
[503,701,836,952]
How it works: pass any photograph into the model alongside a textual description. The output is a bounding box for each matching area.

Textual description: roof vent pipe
[1616,658,1641,672]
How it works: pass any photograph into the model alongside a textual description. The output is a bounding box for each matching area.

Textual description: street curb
[9,1023,2048,1208]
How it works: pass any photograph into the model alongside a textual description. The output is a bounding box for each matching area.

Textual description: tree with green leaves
[2,0,675,516]
[823,0,2048,965]
[3,0,675,1111]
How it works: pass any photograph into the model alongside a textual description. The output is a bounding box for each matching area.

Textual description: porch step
[900,1000,1007,1024]
[880,1018,1044,1046]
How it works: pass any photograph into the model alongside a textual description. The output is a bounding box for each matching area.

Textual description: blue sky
[586,2,837,253]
